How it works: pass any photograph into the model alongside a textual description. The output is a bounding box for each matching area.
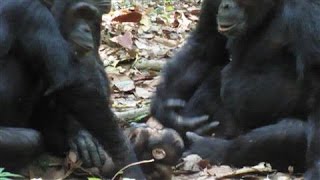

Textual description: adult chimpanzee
[151,0,320,178]
[0,0,145,179]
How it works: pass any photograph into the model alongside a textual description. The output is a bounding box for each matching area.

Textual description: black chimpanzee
[151,0,320,178]
[0,0,145,179]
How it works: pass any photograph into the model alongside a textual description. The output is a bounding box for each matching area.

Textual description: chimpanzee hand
[165,99,220,135]
[184,132,230,165]
[69,129,106,168]
[164,99,209,132]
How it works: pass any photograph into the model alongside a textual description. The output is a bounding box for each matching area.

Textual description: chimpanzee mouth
[218,23,237,32]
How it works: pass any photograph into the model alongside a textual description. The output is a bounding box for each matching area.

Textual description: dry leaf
[112,11,142,23]
[114,80,135,92]
[135,87,152,99]
[110,31,134,49]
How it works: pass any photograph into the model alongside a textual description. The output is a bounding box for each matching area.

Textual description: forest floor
[11,0,303,179]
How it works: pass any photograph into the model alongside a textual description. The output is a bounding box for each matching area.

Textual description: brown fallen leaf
[112,11,142,23]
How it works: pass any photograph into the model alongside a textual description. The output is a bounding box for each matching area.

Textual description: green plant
[0,168,23,180]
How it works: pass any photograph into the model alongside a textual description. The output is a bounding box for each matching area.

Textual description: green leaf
[131,114,148,122]
[165,5,175,12]
[0,172,23,177]
[0,178,11,180]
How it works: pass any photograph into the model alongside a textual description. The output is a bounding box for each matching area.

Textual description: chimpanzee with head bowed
[0,0,145,178]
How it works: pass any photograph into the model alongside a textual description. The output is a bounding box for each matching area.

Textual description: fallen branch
[115,106,150,121]
[133,59,166,71]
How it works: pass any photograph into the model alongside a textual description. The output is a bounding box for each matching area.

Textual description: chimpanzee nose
[222,3,230,9]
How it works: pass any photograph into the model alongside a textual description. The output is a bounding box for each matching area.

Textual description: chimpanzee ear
[70,2,100,20]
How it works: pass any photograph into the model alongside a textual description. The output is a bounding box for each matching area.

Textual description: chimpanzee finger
[194,121,220,135]
[76,136,92,167]
[171,112,209,130]
[96,142,107,165]
[93,138,107,166]
[84,135,104,167]
[183,115,210,128]
[186,131,204,142]
[165,99,186,109]
[69,141,79,158]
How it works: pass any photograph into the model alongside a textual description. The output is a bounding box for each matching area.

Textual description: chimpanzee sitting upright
[0,0,145,179]
[151,0,320,178]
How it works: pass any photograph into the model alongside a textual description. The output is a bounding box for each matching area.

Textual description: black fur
[0,0,144,178]
[152,0,320,178]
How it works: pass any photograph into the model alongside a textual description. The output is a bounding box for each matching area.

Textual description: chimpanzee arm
[16,0,74,94]
[283,2,320,178]
[151,0,229,132]
[186,119,307,172]
[176,66,238,137]
[56,70,144,179]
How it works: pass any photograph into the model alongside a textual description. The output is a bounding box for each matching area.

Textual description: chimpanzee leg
[0,127,43,170]
[187,119,307,172]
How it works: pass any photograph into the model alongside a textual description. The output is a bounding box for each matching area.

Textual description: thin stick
[111,159,155,180]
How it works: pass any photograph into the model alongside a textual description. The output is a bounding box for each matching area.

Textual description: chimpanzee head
[217,0,276,37]
[126,122,185,166]
[42,0,111,56]
[42,0,111,14]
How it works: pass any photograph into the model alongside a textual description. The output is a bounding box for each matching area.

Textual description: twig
[111,159,155,180]
[216,163,273,179]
